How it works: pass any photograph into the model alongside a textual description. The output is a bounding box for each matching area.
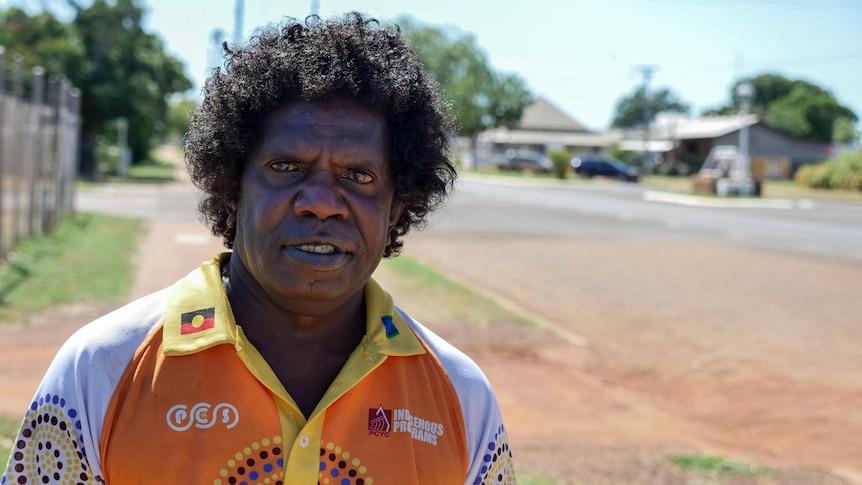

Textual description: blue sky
[6,0,862,132]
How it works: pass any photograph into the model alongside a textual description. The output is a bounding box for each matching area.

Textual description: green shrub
[547,148,571,179]
[611,146,638,164]
[794,150,862,191]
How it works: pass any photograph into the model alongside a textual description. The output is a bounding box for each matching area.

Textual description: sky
[5,0,862,132]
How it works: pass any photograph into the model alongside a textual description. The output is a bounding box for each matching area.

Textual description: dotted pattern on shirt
[474,425,515,485]
[317,441,374,485]
[2,393,102,485]
[214,436,285,485]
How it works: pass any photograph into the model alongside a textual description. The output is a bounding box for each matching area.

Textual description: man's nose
[293,171,349,220]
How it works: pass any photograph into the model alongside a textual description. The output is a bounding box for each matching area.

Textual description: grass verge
[470,166,561,180]
[123,158,177,182]
[464,169,862,202]
[668,453,775,478]
[0,414,20,470]
[374,254,534,327]
[0,213,144,323]
[642,175,862,202]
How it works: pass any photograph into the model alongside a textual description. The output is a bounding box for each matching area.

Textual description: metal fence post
[42,77,59,232]
[0,46,6,259]
[11,55,23,246]
[54,79,71,226]
[0,54,81,258]
[28,67,46,238]
[66,88,81,215]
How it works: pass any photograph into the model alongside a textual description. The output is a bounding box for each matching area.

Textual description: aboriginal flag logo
[180,307,215,335]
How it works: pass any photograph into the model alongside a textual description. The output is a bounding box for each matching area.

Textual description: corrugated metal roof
[655,115,759,140]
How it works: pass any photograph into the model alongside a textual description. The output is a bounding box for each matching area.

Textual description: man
[2,12,514,484]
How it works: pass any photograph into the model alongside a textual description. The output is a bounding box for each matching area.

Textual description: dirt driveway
[2,182,861,484]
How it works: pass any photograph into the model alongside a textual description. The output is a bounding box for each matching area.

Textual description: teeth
[298,244,336,254]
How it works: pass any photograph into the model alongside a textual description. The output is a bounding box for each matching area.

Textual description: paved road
[76,172,862,263]
[433,175,862,263]
[76,182,203,223]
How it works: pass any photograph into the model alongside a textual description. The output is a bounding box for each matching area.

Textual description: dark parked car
[495,151,552,173]
[570,154,639,182]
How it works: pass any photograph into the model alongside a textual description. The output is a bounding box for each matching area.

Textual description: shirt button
[299,434,310,448]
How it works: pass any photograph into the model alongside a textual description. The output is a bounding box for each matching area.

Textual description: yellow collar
[162,253,424,357]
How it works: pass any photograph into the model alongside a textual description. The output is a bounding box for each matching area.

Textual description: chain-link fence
[0,47,81,260]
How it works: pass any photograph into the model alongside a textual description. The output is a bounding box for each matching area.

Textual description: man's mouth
[297,244,337,254]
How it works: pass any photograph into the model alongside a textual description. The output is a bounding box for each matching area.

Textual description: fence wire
[0,48,81,260]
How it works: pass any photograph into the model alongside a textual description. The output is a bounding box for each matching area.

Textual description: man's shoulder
[59,287,171,360]
[395,306,507,461]
[395,307,492,393]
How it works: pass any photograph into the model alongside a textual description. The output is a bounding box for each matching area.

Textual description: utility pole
[209,28,226,71]
[635,65,657,170]
[233,0,245,46]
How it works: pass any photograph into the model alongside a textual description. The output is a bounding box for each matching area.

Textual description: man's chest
[100,341,468,484]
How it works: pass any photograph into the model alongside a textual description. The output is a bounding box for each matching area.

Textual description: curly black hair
[185,12,457,257]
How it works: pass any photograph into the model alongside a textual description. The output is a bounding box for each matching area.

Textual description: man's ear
[226,202,238,229]
[388,201,405,232]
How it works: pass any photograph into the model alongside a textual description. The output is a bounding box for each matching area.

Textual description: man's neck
[222,254,367,417]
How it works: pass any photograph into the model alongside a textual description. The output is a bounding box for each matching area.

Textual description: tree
[396,17,531,138]
[0,7,87,79]
[833,117,860,145]
[611,86,690,128]
[700,73,857,143]
[71,0,191,174]
[164,97,199,142]
[0,2,191,176]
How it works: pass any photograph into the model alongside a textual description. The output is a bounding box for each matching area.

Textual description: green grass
[88,145,178,184]
[124,159,177,182]
[374,254,534,327]
[0,213,144,322]
[99,158,177,184]
[667,453,775,478]
[470,166,561,180]
[0,414,21,470]
[642,175,862,201]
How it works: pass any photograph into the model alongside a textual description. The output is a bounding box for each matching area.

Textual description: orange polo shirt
[2,254,514,484]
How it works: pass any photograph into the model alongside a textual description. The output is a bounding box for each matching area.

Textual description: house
[473,96,621,167]
[622,113,832,178]
[470,97,832,180]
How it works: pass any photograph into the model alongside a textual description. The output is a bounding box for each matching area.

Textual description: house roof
[651,114,759,140]
[515,96,589,133]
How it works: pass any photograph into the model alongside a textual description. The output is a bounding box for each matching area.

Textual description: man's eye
[345,169,374,184]
[270,161,300,172]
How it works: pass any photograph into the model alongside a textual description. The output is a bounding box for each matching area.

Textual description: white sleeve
[2,289,169,485]
[399,309,516,485]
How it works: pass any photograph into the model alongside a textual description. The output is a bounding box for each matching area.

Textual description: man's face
[232,97,402,311]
